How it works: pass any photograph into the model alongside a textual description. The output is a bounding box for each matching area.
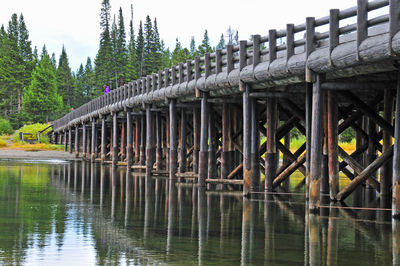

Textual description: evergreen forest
[0,0,239,128]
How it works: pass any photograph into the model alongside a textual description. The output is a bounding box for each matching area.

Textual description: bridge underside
[51,0,400,217]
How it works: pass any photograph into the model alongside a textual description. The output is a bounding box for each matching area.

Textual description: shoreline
[0,149,77,160]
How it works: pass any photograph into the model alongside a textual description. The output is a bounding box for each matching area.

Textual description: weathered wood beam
[393,72,400,218]
[169,99,178,179]
[199,92,209,187]
[327,91,339,200]
[273,153,306,188]
[337,145,394,201]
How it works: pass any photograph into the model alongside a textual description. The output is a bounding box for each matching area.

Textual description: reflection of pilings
[125,169,132,228]
[81,161,86,198]
[100,164,105,211]
[393,219,400,266]
[191,186,197,239]
[309,213,321,266]
[74,161,78,192]
[167,179,177,254]
[111,166,117,221]
[144,173,154,241]
[198,187,207,265]
[90,163,95,203]
[241,198,250,265]
[327,205,338,266]
[264,194,276,263]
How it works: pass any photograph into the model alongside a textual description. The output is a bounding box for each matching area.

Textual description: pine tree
[22,52,63,123]
[190,37,196,57]
[51,53,57,69]
[152,18,162,71]
[143,15,153,76]
[57,46,74,107]
[110,15,118,89]
[216,33,225,50]
[171,38,190,66]
[116,7,127,86]
[125,4,138,81]
[95,0,113,94]
[136,20,144,77]
[198,29,213,56]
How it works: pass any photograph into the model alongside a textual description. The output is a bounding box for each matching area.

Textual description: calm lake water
[0,159,397,265]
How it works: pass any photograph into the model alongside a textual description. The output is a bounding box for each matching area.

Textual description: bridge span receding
[50,0,400,217]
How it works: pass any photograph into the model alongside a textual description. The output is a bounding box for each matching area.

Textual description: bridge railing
[52,0,395,132]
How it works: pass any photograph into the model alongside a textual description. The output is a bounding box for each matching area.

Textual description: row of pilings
[51,70,400,217]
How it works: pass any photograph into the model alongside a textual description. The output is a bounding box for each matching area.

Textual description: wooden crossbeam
[338,146,380,192]
[276,142,306,176]
[337,145,394,201]
[273,153,306,188]
[340,91,394,136]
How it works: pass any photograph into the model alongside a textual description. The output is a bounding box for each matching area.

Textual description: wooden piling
[140,115,146,165]
[91,119,96,162]
[146,106,154,177]
[126,109,133,168]
[169,99,178,179]
[82,123,87,160]
[321,94,329,195]
[221,103,233,179]
[208,106,217,179]
[135,117,140,163]
[179,108,187,173]
[382,88,394,199]
[327,91,339,200]
[250,98,260,192]
[112,112,118,166]
[64,131,67,152]
[120,120,126,161]
[309,74,325,212]
[265,97,278,192]
[282,132,291,190]
[199,92,209,187]
[243,84,252,196]
[393,73,400,218]
[155,112,163,171]
[74,125,79,158]
[193,107,200,174]
[101,117,106,164]
[305,83,312,198]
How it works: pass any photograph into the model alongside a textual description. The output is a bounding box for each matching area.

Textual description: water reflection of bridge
[50,162,398,265]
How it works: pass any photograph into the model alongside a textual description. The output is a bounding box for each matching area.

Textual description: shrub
[0,118,13,135]
[0,139,7,148]
[13,123,52,143]
[340,127,355,143]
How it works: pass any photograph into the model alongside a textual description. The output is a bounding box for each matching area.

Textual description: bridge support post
[321,95,329,196]
[140,115,146,165]
[166,113,170,171]
[309,73,325,212]
[155,112,163,171]
[199,92,209,187]
[193,107,200,174]
[146,106,154,177]
[382,88,394,206]
[208,106,217,180]
[101,117,106,164]
[250,96,260,192]
[112,112,118,166]
[393,72,400,218]
[135,117,140,164]
[126,109,133,168]
[282,132,291,191]
[306,83,313,198]
[179,108,187,174]
[64,131,67,152]
[69,128,72,153]
[82,123,87,160]
[169,99,178,179]
[74,125,79,158]
[120,119,126,162]
[91,119,96,162]
[265,97,278,192]
[243,84,252,196]
[221,103,233,180]
[327,91,339,200]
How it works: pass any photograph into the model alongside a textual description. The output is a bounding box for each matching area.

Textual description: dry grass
[9,143,64,151]
[0,139,7,148]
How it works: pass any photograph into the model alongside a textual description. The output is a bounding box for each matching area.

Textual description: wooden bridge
[51,0,400,216]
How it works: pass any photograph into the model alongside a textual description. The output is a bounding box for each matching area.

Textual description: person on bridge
[104,85,110,94]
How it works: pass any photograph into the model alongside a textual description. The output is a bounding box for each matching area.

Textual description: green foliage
[22,52,64,123]
[340,127,355,143]
[57,46,74,107]
[0,118,13,135]
[13,123,51,143]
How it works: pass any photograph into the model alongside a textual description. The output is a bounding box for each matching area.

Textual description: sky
[0,0,369,71]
